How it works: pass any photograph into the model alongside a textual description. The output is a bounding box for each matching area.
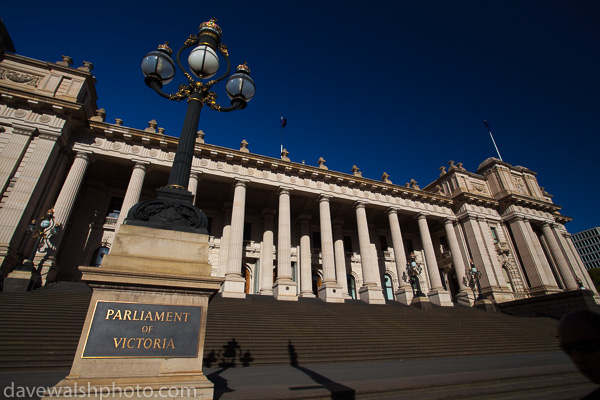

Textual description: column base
[43,375,214,400]
[358,284,386,305]
[273,280,298,301]
[427,289,453,306]
[3,269,34,292]
[394,287,414,305]
[259,288,274,296]
[299,291,316,298]
[410,295,433,310]
[454,289,473,306]
[221,275,247,299]
[317,281,344,303]
[474,298,498,312]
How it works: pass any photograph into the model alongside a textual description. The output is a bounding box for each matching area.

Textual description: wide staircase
[203,294,561,367]
[0,283,594,399]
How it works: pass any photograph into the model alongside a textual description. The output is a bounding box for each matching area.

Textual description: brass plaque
[82,301,202,358]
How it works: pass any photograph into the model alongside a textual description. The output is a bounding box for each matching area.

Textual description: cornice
[497,192,561,214]
[89,120,454,208]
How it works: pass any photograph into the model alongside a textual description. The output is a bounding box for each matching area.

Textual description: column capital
[354,201,366,210]
[318,194,331,203]
[278,186,293,195]
[190,170,202,178]
[416,212,429,220]
[132,160,149,171]
[74,151,93,162]
[234,178,249,188]
[386,207,399,216]
[443,217,457,226]
[10,124,38,137]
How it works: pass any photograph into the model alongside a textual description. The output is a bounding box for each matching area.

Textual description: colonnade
[34,153,596,304]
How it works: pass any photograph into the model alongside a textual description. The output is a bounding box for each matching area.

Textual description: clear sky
[3,0,599,234]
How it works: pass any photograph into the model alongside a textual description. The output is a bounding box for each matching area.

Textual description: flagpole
[484,120,503,161]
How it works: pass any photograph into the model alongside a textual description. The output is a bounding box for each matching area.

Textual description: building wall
[1,52,595,305]
[572,227,600,270]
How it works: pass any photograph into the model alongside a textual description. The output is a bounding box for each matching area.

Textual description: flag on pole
[280,116,287,129]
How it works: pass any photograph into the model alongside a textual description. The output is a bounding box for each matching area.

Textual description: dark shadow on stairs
[288,340,356,400]
[205,338,254,399]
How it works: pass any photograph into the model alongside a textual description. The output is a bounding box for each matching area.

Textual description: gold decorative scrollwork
[185,35,198,45]
[219,44,229,57]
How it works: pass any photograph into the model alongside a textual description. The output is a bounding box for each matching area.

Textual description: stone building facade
[0,51,595,306]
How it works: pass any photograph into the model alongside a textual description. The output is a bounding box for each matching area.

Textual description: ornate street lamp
[404,253,426,298]
[464,259,487,301]
[16,209,61,290]
[128,18,255,234]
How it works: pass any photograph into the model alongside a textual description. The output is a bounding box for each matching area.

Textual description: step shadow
[288,340,356,400]
[205,338,254,399]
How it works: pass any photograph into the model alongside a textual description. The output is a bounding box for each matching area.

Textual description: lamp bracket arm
[175,40,199,85]
[206,43,232,89]
[213,99,246,112]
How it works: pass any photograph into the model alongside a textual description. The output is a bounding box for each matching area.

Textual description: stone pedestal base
[358,284,386,305]
[221,275,247,299]
[43,224,223,400]
[474,298,498,312]
[455,290,473,307]
[317,282,344,303]
[273,280,298,301]
[427,289,453,306]
[3,269,33,292]
[395,288,414,305]
[411,295,433,310]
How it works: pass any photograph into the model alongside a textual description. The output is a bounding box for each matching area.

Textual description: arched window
[383,273,394,301]
[90,246,110,267]
[347,274,356,299]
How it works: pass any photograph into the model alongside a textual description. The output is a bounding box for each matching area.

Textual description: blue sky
[3,0,599,234]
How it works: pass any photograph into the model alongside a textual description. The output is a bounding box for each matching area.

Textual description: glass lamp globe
[226,63,255,101]
[40,219,51,229]
[141,44,176,86]
[188,45,220,79]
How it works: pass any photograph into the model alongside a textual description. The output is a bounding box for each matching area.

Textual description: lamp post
[465,259,487,301]
[18,209,61,290]
[127,18,255,234]
[405,253,425,298]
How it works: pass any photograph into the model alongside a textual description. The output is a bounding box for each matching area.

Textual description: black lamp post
[126,18,255,234]
[17,209,61,290]
[405,253,425,298]
[465,259,487,301]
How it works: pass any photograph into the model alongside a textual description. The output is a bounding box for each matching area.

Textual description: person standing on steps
[558,310,600,400]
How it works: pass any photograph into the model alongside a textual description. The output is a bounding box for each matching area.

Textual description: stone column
[259,209,275,295]
[0,126,35,196]
[0,130,61,276]
[298,215,315,298]
[317,195,343,302]
[387,208,411,304]
[188,171,200,205]
[444,218,471,305]
[417,213,452,306]
[333,220,350,298]
[273,187,297,300]
[116,161,148,232]
[460,215,497,292]
[221,179,248,298]
[507,217,559,295]
[354,202,385,304]
[525,219,560,290]
[36,152,92,284]
[541,222,578,290]
[477,216,508,289]
[216,205,232,278]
